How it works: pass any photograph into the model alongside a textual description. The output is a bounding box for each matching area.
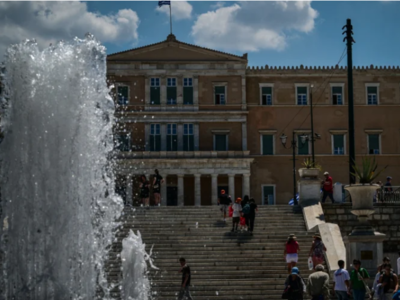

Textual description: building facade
[108,34,400,205]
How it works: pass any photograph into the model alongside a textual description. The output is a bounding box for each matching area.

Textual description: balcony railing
[117,150,250,159]
[340,186,400,204]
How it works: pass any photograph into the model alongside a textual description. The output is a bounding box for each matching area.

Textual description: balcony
[117,150,250,159]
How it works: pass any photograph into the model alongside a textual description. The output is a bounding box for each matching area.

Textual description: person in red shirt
[321,171,335,203]
[284,234,300,274]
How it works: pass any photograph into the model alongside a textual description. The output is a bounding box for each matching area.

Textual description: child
[239,215,247,231]
[231,198,242,232]
[228,203,233,218]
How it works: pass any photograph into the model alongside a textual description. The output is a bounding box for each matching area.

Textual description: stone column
[242,173,250,197]
[178,174,184,206]
[177,75,183,106]
[161,124,167,151]
[211,174,218,205]
[242,122,247,151]
[177,124,183,151]
[194,174,201,206]
[160,76,166,110]
[193,75,199,110]
[194,124,200,151]
[126,175,133,206]
[228,174,235,200]
[161,174,167,206]
[145,124,150,151]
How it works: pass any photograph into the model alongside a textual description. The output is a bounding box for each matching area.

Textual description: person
[152,169,164,206]
[371,265,383,300]
[397,252,400,276]
[384,177,393,202]
[231,197,242,232]
[306,264,330,300]
[333,260,350,300]
[218,190,232,222]
[178,257,193,300]
[350,259,370,300]
[308,233,327,270]
[284,234,300,274]
[321,171,334,203]
[239,215,247,231]
[379,263,398,300]
[139,175,150,207]
[284,267,305,300]
[247,198,258,233]
[241,195,249,208]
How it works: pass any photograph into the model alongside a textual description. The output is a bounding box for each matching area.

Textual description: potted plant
[345,157,387,222]
[298,157,322,178]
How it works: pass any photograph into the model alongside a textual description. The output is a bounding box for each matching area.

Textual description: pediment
[107,35,247,63]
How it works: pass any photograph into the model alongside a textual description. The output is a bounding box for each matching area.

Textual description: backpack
[242,203,250,215]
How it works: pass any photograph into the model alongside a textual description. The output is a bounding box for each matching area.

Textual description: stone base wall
[323,203,400,252]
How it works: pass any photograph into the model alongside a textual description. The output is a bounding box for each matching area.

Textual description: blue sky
[1,1,400,67]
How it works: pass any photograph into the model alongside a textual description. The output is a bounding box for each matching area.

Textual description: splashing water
[0,36,139,299]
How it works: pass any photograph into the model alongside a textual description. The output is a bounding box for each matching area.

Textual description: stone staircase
[107,206,318,300]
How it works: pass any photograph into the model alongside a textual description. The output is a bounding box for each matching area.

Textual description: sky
[0,1,400,67]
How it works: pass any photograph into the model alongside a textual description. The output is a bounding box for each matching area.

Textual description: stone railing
[340,186,400,203]
[117,150,250,159]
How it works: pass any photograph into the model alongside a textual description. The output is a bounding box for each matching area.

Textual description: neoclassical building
[108,34,400,205]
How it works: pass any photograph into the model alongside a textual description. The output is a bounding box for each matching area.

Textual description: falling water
[0,35,127,299]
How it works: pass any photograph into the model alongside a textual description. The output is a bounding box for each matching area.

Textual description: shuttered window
[150,78,160,105]
[150,124,161,151]
[183,78,193,105]
[262,135,274,155]
[215,86,226,105]
[297,86,308,105]
[368,134,380,154]
[367,86,378,105]
[117,85,129,105]
[261,87,272,105]
[115,133,131,152]
[167,124,178,151]
[214,134,227,151]
[183,124,194,151]
[332,86,343,105]
[333,134,345,155]
[297,134,309,155]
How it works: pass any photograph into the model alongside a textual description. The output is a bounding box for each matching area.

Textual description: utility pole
[343,19,356,184]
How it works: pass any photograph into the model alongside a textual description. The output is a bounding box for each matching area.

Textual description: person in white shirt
[333,260,350,300]
[231,197,242,232]
[371,265,383,300]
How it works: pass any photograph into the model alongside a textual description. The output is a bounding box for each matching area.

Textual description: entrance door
[167,186,178,206]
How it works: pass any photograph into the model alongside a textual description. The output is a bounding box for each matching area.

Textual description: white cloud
[191,1,318,53]
[0,2,140,59]
[156,1,192,20]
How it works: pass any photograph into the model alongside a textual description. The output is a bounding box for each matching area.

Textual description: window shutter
[215,135,226,151]
[297,87,307,94]
[118,86,129,102]
[150,136,155,151]
[332,87,342,94]
[167,87,177,103]
[262,135,273,155]
[297,135,309,155]
[262,87,272,95]
[369,134,379,153]
[215,86,225,94]
[172,135,178,151]
[333,135,344,148]
[155,135,161,151]
[167,136,172,151]
[183,87,193,104]
[150,87,160,104]
[183,136,188,151]
[367,86,377,94]
[188,135,194,151]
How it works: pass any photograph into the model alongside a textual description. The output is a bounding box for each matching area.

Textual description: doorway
[167,186,178,206]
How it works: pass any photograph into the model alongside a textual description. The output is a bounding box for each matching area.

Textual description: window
[115,133,131,152]
[183,124,194,151]
[261,135,274,155]
[296,86,308,105]
[150,78,160,105]
[332,86,343,105]
[332,134,345,155]
[214,134,228,151]
[116,85,129,105]
[261,87,272,105]
[214,86,226,105]
[297,134,309,155]
[367,85,378,105]
[167,124,177,151]
[183,78,193,105]
[368,134,380,154]
[262,185,275,205]
[150,124,161,151]
[167,78,177,105]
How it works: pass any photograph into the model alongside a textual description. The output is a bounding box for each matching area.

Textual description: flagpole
[169,2,173,34]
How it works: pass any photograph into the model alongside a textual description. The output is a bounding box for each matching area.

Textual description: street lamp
[309,84,322,166]
[280,132,308,206]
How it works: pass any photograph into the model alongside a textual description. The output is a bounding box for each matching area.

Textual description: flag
[158,1,171,7]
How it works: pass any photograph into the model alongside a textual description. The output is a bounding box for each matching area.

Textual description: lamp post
[309,84,321,166]
[280,132,307,206]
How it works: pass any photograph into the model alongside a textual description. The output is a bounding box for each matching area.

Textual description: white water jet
[121,230,153,300]
[0,35,129,299]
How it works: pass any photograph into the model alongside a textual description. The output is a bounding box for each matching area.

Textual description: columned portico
[242,173,250,197]
[178,174,184,206]
[161,174,167,206]
[211,174,218,205]
[194,174,201,206]
[228,174,235,201]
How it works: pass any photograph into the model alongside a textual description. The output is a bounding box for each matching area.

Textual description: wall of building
[198,122,243,151]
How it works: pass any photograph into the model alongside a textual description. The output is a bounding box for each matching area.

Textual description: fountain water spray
[0,35,149,299]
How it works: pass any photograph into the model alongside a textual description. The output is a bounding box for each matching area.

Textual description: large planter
[298,168,320,179]
[345,184,379,223]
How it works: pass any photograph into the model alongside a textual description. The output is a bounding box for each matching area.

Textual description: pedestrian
[333,260,350,300]
[284,267,305,300]
[139,174,150,207]
[247,198,258,234]
[152,169,164,206]
[241,195,250,228]
[178,257,193,300]
[231,197,242,233]
[371,265,383,300]
[321,171,335,203]
[384,177,393,202]
[349,259,370,300]
[218,190,232,222]
[379,263,398,300]
[241,195,249,208]
[306,264,330,300]
[308,233,327,270]
[284,234,300,274]
[397,252,400,276]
